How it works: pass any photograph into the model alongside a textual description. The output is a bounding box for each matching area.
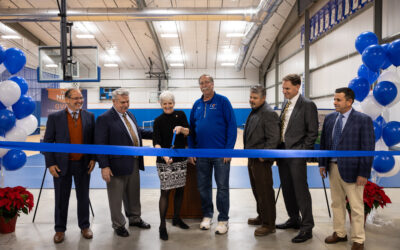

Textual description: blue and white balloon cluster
[349,31,400,178]
[0,46,37,171]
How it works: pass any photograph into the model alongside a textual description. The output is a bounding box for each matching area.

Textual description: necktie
[122,113,139,146]
[280,100,291,142]
[72,111,78,121]
[332,114,344,150]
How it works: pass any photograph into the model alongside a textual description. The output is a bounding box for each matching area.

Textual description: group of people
[43,73,374,250]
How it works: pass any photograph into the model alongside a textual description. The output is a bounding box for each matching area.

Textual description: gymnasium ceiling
[0,0,296,73]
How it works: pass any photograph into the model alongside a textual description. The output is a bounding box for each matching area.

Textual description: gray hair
[250,85,266,98]
[159,90,175,103]
[112,88,129,100]
[198,74,214,84]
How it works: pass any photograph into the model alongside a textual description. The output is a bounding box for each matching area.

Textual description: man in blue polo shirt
[188,74,237,235]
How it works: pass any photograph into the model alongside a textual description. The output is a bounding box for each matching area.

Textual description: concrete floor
[1,188,400,250]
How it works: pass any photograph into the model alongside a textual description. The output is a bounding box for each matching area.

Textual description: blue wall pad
[3,154,400,189]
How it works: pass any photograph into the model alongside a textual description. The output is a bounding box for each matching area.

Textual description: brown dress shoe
[351,242,364,250]
[248,216,262,225]
[325,232,348,244]
[254,226,276,236]
[53,232,65,244]
[81,228,93,239]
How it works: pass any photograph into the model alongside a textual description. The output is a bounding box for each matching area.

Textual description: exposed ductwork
[235,0,283,71]
[0,8,258,22]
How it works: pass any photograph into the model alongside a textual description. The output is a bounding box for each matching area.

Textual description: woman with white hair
[153,90,190,241]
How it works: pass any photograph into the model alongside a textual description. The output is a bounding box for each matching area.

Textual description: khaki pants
[329,163,365,244]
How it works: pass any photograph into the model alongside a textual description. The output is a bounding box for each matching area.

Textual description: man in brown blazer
[244,85,280,236]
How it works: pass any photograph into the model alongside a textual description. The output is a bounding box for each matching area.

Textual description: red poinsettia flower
[0,186,35,223]
[347,181,391,215]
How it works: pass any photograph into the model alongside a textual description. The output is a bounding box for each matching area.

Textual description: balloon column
[349,31,400,178]
[0,46,37,171]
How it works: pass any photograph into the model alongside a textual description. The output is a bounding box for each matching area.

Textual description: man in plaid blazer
[319,87,374,250]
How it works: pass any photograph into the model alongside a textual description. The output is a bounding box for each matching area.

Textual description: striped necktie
[122,113,139,146]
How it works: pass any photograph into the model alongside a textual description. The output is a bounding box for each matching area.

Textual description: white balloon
[352,100,363,112]
[375,138,389,151]
[0,136,9,157]
[0,80,21,107]
[360,92,383,120]
[381,108,390,121]
[5,126,27,142]
[16,115,38,135]
[377,155,400,177]
[378,70,400,84]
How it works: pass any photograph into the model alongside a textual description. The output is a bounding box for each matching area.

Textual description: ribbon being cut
[0,140,399,159]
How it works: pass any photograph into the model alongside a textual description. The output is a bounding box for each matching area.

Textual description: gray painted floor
[1,188,400,250]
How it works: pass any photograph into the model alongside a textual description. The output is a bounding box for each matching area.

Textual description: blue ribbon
[0,141,399,158]
[171,131,176,148]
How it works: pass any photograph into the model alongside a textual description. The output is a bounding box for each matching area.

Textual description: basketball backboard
[37,46,100,82]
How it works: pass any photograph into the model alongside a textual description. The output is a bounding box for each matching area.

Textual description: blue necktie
[332,114,344,150]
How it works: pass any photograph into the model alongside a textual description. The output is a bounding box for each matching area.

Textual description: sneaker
[215,221,228,235]
[200,217,213,230]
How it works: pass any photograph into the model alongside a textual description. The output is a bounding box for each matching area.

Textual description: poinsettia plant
[0,186,34,222]
[346,181,391,215]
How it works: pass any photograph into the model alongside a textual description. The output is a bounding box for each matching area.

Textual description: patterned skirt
[156,160,187,190]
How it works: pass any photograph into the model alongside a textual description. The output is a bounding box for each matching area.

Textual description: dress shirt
[281,91,301,141]
[113,107,139,145]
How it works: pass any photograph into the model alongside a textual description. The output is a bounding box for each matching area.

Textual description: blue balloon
[375,116,387,129]
[348,77,370,102]
[4,48,26,75]
[381,44,392,70]
[382,121,400,147]
[373,120,382,142]
[387,39,400,67]
[11,95,36,119]
[373,81,398,106]
[357,64,379,85]
[8,76,28,95]
[355,31,378,54]
[362,44,387,72]
[0,109,16,132]
[0,45,5,64]
[373,154,395,173]
[2,149,27,171]
[0,101,6,110]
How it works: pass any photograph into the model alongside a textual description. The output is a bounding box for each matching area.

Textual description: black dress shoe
[129,219,151,229]
[172,218,189,229]
[159,227,168,241]
[276,219,301,230]
[115,227,129,237]
[292,231,312,243]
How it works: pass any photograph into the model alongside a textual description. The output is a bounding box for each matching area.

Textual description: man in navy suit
[319,87,374,250]
[43,88,95,243]
[95,88,153,237]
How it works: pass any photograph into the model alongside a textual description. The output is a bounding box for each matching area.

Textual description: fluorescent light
[76,34,94,39]
[170,63,184,67]
[1,35,21,39]
[161,33,178,38]
[226,33,245,37]
[221,63,235,66]
[45,64,58,68]
[167,54,183,61]
[104,63,118,67]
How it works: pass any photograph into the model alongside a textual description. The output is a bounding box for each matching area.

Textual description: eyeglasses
[68,96,84,100]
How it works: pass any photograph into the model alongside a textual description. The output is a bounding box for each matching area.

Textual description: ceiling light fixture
[76,34,95,39]
[170,63,184,67]
[1,35,21,39]
[104,63,118,67]
[226,33,245,37]
[221,63,235,66]
[161,33,178,38]
[45,64,58,68]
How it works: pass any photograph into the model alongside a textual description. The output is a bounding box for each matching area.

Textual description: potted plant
[346,181,391,221]
[0,186,34,234]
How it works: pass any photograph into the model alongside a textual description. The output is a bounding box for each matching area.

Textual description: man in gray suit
[244,85,280,236]
[276,74,318,243]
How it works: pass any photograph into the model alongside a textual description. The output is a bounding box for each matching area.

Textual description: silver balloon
[16,115,38,135]
[5,126,27,142]
[0,80,21,107]
[0,136,9,157]
[375,138,389,151]
[360,92,383,120]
